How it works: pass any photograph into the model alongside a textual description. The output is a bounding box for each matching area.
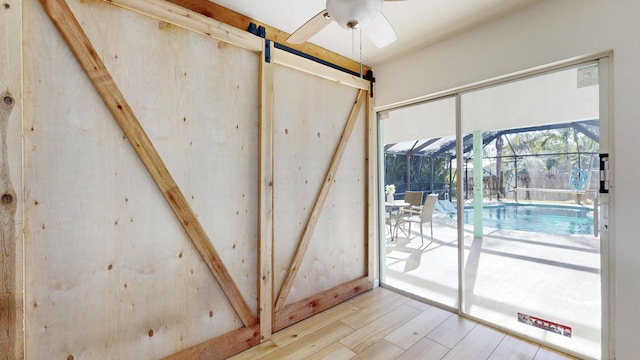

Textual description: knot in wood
[2,193,13,204]
[3,95,13,106]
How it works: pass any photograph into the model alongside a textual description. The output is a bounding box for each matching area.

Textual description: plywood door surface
[272,65,367,307]
[22,1,259,358]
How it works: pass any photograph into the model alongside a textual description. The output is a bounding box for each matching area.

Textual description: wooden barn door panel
[23,1,260,358]
[271,63,370,331]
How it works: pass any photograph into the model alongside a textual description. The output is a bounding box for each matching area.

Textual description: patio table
[385,201,409,240]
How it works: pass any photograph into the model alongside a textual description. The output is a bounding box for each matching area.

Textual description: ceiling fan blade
[287,9,332,44]
[364,12,397,48]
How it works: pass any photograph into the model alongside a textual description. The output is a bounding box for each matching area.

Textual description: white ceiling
[208,0,539,66]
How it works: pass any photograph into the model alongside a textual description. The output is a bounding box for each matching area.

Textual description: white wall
[374,0,640,358]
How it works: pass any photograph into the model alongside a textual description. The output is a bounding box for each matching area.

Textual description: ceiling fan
[287,0,404,48]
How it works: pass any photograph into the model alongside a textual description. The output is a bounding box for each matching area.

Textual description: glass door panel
[460,63,601,358]
[380,96,459,308]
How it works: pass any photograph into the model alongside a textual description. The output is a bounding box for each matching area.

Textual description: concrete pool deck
[383,211,601,359]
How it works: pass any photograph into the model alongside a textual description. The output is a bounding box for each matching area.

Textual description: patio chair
[396,193,438,246]
[396,191,424,232]
[436,199,457,214]
[399,191,424,216]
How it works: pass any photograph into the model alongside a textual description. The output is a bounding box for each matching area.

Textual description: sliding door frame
[377,52,614,360]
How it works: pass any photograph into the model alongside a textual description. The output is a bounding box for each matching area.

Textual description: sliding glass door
[460,62,602,358]
[379,96,459,309]
[380,58,608,359]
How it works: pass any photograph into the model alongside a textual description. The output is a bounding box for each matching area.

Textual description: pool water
[463,204,594,235]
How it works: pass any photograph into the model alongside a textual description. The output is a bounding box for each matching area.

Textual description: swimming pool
[463,203,594,235]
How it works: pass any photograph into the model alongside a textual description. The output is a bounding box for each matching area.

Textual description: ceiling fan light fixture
[326,0,383,31]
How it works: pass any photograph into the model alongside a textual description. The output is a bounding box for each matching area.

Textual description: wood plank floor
[231,287,578,360]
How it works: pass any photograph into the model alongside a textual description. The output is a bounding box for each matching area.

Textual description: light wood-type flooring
[230,287,577,360]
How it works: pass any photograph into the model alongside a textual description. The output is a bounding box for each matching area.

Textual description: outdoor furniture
[396,191,424,234]
[396,194,439,246]
[435,199,457,214]
[398,191,424,217]
[385,200,409,240]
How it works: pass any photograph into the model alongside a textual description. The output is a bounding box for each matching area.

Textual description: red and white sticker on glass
[518,312,572,338]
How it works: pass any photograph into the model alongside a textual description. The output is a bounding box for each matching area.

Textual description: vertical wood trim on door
[0,1,22,358]
[274,89,367,312]
[0,91,18,360]
[258,41,275,342]
[38,0,257,327]
[366,92,376,287]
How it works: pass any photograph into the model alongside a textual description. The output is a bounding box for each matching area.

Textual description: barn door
[15,1,375,359]
[23,1,264,358]
[270,49,373,331]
